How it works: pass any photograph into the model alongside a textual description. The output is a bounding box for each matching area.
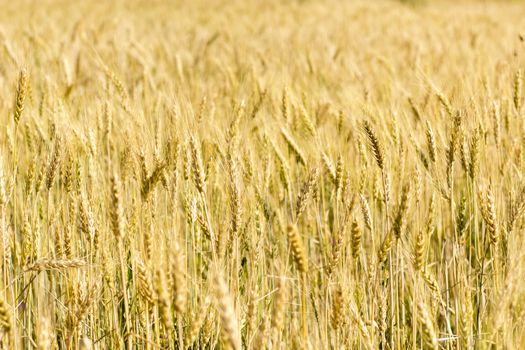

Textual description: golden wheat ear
[287,224,308,274]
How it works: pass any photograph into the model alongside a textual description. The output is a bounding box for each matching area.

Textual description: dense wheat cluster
[0,0,524,348]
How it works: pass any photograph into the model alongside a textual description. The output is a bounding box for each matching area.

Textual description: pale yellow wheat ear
[0,294,13,347]
[326,219,346,276]
[460,286,473,349]
[281,128,306,166]
[351,218,361,260]
[170,241,187,314]
[46,135,62,190]
[295,167,318,220]
[508,186,525,234]
[392,183,411,239]
[141,161,166,201]
[456,194,468,241]
[79,193,96,242]
[250,87,267,119]
[321,152,336,183]
[514,69,522,111]
[13,68,28,125]
[436,89,454,117]
[425,121,436,164]
[479,185,499,246]
[413,230,425,272]
[335,155,343,196]
[189,136,206,195]
[359,193,373,231]
[378,231,394,266]
[270,277,287,334]
[299,104,316,137]
[362,120,384,170]
[25,258,86,272]
[227,150,242,243]
[281,87,289,122]
[468,128,479,180]
[135,259,155,304]
[109,174,125,241]
[421,268,444,308]
[36,316,53,350]
[213,273,241,350]
[331,285,345,331]
[445,112,462,191]
[349,300,373,350]
[418,301,438,350]
[408,96,422,122]
[155,267,173,331]
[186,296,211,346]
[0,157,10,266]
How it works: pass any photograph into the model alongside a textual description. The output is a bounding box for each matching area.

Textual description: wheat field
[0,0,524,349]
